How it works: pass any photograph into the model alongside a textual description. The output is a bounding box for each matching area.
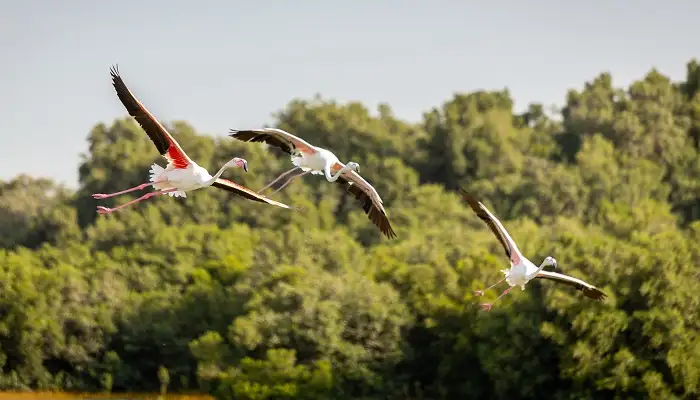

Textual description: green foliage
[1,60,700,399]
[213,349,333,400]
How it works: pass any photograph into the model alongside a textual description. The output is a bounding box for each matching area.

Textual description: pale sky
[1,0,698,188]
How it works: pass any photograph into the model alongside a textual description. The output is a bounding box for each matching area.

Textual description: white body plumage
[149,162,214,198]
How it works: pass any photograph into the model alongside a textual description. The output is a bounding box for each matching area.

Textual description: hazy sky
[1,0,698,187]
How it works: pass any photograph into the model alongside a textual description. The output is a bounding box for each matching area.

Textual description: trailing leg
[92,182,155,199]
[257,167,302,193]
[474,277,506,296]
[480,287,513,311]
[269,170,310,194]
[96,188,177,214]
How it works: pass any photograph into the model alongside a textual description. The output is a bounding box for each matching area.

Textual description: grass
[0,393,213,400]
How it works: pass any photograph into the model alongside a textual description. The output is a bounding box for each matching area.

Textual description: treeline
[1,60,700,399]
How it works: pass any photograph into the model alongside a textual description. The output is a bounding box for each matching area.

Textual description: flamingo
[460,189,606,311]
[92,66,292,214]
[228,127,396,239]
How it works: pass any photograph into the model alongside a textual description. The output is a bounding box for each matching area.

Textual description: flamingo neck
[527,259,550,279]
[204,163,232,186]
[324,163,351,182]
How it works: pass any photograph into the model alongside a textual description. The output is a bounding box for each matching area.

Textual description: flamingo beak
[243,160,248,172]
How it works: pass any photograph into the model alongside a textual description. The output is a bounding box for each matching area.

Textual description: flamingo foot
[474,290,484,296]
[91,183,154,199]
[96,206,115,215]
[480,303,493,312]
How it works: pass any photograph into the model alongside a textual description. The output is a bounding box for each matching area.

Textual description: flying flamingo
[460,189,606,311]
[92,66,292,214]
[228,127,396,239]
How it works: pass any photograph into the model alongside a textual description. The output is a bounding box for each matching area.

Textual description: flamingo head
[228,157,248,172]
[346,161,360,173]
[544,256,557,269]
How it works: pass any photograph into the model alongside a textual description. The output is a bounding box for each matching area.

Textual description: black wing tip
[384,215,397,239]
[580,285,607,301]
[378,218,397,239]
[458,187,476,201]
[262,194,302,212]
[228,128,256,139]
[380,217,397,239]
[109,65,125,91]
[370,205,396,239]
[458,188,480,205]
[109,64,120,78]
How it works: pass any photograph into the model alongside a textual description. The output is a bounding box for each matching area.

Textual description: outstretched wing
[229,128,317,156]
[459,188,522,265]
[212,178,291,209]
[110,65,192,169]
[534,270,607,301]
[333,163,396,239]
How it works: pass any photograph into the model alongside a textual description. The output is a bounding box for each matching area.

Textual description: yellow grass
[0,393,213,400]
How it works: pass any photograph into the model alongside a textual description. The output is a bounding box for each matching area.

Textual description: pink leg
[96,188,177,215]
[258,167,302,193]
[92,182,155,199]
[269,171,310,194]
[480,286,513,312]
[474,277,506,296]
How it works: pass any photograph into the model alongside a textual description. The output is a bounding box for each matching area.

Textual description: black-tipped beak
[243,161,248,172]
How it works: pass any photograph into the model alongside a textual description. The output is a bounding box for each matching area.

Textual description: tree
[1,60,700,400]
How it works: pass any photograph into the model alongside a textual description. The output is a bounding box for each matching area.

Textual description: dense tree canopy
[1,60,700,399]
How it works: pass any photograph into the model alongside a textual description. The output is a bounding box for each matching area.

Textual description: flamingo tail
[149,164,187,198]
